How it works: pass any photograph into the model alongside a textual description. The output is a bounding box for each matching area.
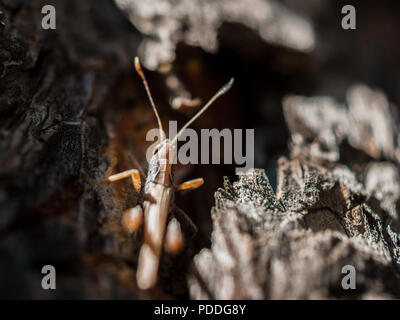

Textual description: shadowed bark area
[1,0,400,299]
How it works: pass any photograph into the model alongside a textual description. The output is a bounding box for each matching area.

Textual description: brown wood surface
[1,0,400,299]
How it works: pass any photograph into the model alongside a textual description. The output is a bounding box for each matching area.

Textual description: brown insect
[108,57,234,290]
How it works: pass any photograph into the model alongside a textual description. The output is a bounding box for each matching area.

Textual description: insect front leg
[108,168,141,193]
[176,177,204,191]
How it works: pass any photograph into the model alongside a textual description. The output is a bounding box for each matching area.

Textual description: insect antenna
[134,56,165,140]
[171,78,234,145]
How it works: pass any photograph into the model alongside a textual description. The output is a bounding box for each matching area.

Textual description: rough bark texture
[190,160,400,299]
[189,85,400,299]
[1,0,400,299]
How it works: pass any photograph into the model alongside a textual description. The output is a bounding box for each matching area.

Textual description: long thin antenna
[171,78,234,145]
[134,56,165,140]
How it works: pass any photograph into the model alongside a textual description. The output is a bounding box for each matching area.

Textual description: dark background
[0,0,399,298]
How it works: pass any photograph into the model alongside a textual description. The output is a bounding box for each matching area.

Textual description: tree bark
[1,0,400,299]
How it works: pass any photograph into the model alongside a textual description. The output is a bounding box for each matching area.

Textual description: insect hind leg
[172,205,198,237]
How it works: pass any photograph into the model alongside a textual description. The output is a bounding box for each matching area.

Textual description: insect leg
[172,205,198,237]
[121,205,143,234]
[108,169,141,193]
[127,152,146,179]
[164,217,184,254]
[176,177,204,191]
